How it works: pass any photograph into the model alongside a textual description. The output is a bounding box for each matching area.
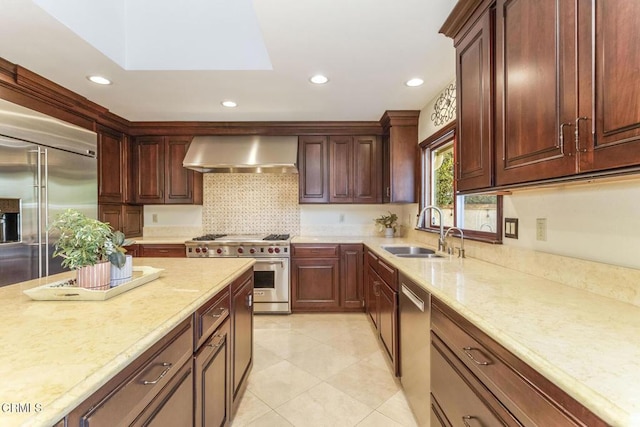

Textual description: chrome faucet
[444,226,465,258]
[416,205,445,252]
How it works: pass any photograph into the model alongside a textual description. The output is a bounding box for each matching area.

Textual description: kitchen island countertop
[1,257,254,427]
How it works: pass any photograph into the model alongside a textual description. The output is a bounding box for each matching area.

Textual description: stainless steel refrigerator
[0,98,97,287]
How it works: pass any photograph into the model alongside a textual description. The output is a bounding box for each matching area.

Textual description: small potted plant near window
[374,212,398,238]
[108,230,135,287]
[50,209,115,290]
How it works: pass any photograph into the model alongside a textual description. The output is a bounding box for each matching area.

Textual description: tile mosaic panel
[202,173,300,235]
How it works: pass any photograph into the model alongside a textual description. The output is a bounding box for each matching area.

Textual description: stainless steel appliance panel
[0,114,97,287]
[399,272,431,427]
[252,257,290,314]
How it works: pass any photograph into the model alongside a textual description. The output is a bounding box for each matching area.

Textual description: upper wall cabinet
[298,135,329,203]
[442,0,640,190]
[97,127,129,204]
[380,111,418,203]
[329,135,381,203]
[455,6,494,192]
[298,134,381,204]
[132,136,203,205]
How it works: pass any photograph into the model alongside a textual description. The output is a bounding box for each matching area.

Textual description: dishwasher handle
[401,283,425,312]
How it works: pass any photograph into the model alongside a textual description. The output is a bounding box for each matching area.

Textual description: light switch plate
[504,218,518,239]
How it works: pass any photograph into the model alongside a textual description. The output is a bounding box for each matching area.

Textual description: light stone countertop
[1,257,255,427]
[294,236,640,427]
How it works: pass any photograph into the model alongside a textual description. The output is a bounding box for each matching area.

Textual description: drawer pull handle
[462,415,482,427]
[463,347,491,366]
[207,334,225,349]
[142,362,173,385]
[208,307,228,318]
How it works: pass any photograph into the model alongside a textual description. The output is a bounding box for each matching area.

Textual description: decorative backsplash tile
[202,174,300,235]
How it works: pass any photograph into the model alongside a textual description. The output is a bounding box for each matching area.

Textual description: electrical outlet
[339,213,345,223]
[152,213,158,223]
[504,218,518,239]
[536,218,547,241]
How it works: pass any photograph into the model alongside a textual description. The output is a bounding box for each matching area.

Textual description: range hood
[183,135,298,173]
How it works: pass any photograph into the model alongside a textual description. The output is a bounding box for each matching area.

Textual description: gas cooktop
[188,233,291,243]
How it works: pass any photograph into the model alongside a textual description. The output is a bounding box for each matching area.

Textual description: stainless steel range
[185,234,291,314]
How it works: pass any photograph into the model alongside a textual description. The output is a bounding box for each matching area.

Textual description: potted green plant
[108,231,135,287]
[49,209,115,290]
[374,212,398,238]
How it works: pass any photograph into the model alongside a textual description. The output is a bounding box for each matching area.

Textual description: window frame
[418,121,503,243]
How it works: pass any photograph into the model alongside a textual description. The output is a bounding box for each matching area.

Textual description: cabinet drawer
[377,258,397,291]
[431,333,519,427]
[432,299,604,427]
[141,244,186,257]
[76,320,193,426]
[292,244,339,258]
[194,288,230,350]
[366,250,378,270]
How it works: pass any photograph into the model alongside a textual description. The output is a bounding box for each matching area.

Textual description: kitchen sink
[381,245,443,258]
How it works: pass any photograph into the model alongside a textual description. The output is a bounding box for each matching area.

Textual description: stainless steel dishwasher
[399,272,431,427]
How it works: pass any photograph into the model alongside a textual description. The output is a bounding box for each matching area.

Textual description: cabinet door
[291,258,340,311]
[378,281,398,374]
[195,319,230,427]
[131,361,194,427]
[495,0,578,185]
[97,129,126,204]
[456,9,494,191]
[123,204,143,237]
[165,136,197,204]
[577,0,640,171]
[381,112,419,203]
[352,136,381,203]
[298,136,329,203]
[98,204,123,232]
[231,271,253,406]
[329,136,353,203]
[340,244,363,310]
[134,136,165,204]
[365,266,379,330]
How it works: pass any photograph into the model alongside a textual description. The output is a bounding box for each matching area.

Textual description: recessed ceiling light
[87,75,112,85]
[405,78,424,87]
[309,74,329,85]
[221,101,237,108]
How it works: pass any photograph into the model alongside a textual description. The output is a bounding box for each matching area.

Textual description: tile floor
[231,313,419,427]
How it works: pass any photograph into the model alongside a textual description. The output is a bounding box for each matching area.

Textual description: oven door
[252,258,290,314]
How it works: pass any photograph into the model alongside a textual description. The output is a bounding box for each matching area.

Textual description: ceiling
[0,0,457,122]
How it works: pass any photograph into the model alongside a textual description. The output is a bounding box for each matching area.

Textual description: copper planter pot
[76,261,111,291]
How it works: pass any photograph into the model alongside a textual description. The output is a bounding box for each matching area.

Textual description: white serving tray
[23,266,164,301]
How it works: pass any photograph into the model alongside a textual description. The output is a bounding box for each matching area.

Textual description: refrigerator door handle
[43,148,49,276]
[33,147,43,278]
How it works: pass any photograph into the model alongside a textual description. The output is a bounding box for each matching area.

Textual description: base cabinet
[364,248,399,375]
[431,297,607,427]
[231,270,254,412]
[291,244,363,312]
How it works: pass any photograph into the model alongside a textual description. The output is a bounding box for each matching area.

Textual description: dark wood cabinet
[329,135,380,203]
[577,0,640,172]
[139,244,186,258]
[67,319,193,426]
[380,111,419,203]
[444,0,640,190]
[364,248,399,375]
[340,244,363,310]
[194,318,231,427]
[133,136,203,205]
[494,0,578,185]
[431,297,607,427]
[292,244,364,312]
[455,6,494,192]
[97,128,128,204]
[299,135,381,204]
[298,136,329,203]
[98,204,143,238]
[230,270,253,413]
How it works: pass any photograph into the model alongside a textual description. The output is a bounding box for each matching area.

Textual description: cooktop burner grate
[264,234,290,241]
[192,233,227,241]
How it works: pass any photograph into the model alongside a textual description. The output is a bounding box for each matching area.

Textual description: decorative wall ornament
[431,83,456,126]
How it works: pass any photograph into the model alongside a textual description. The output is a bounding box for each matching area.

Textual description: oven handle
[254,259,288,269]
